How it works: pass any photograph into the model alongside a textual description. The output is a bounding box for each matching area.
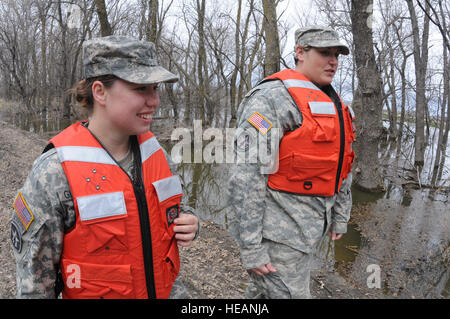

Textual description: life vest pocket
[309,102,337,142]
[152,176,183,235]
[61,259,135,299]
[287,153,335,182]
[341,150,355,180]
[76,192,129,255]
[343,105,356,142]
[163,239,181,288]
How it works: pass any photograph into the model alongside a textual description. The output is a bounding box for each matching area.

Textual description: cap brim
[114,66,179,84]
[309,40,350,55]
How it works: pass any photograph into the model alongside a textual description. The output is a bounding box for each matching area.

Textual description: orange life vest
[49,122,181,299]
[266,69,355,196]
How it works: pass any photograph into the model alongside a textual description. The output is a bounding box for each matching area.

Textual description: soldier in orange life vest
[10,36,199,299]
[227,26,355,298]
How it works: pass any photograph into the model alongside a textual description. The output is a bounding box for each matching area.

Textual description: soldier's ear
[92,81,107,107]
[295,46,306,63]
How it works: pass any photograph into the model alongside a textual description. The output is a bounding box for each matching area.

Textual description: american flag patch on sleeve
[247,112,272,135]
[13,193,34,230]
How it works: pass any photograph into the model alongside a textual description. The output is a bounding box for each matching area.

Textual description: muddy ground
[0,121,448,299]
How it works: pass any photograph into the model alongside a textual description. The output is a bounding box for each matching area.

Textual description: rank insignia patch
[166,204,180,226]
[248,112,272,135]
[13,193,34,230]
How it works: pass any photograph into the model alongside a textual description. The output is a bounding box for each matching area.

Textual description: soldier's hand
[331,232,343,240]
[249,263,277,276]
[173,213,199,247]
[329,225,343,241]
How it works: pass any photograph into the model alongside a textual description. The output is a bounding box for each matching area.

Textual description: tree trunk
[147,0,158,43]
[57,0,71,120]
[229,0,242,128]
[387,33,398,138]
[36,1,51,113]
[436,2,450,184]
[262,0,280,77]
[406,0,430,169]
[434,41,450,184]
[95,0,113,36]
[196,0,210,126]
[350,0,385,192]
[165,84,178,123]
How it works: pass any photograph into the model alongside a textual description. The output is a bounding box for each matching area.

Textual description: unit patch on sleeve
[247,112,272,135]
[236,129,256,152]
[166,204,180,226]
[13,192,35,230]
[10,220,23,253]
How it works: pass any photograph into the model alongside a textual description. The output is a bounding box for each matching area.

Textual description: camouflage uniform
[10,36,197,299]
[227,27,352,299]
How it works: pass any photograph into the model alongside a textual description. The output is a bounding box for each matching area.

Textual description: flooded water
[348,188,449,298]
[173,159,449,298]
[7,114,450,298]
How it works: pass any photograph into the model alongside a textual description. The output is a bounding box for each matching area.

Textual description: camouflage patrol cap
[295,26,349,55]
[83,35,178,84]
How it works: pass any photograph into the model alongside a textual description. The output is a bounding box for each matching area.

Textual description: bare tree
[196,0,209,125]
[262,0,280,76]
[95,0,113,36]
[417,0,450,52]
[147,0,158,43]
[406,0,430,169]
[0,0,38,114]
[35,1,52,111]
[391,13,414,161]
[430,2,450,186]
[350,0,385,192]
[229,0,243,128]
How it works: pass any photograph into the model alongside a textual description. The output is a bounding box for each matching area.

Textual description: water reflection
[175,162,229,226]
[348,190,449,298]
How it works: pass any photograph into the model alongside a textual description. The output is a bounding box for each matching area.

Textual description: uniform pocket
[76,192,128,254]
[61,259,135,299]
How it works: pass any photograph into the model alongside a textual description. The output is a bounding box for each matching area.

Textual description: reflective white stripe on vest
[284,79,321,91]
[308,102,336,115]
[76,191,127,221]
[152,175,183,202]
[140,137,161,163]
[56,146,117,165]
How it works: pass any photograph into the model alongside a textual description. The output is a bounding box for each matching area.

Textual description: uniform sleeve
[331,173,352,234]
[227,86,283,269]
[11,152,73,299]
